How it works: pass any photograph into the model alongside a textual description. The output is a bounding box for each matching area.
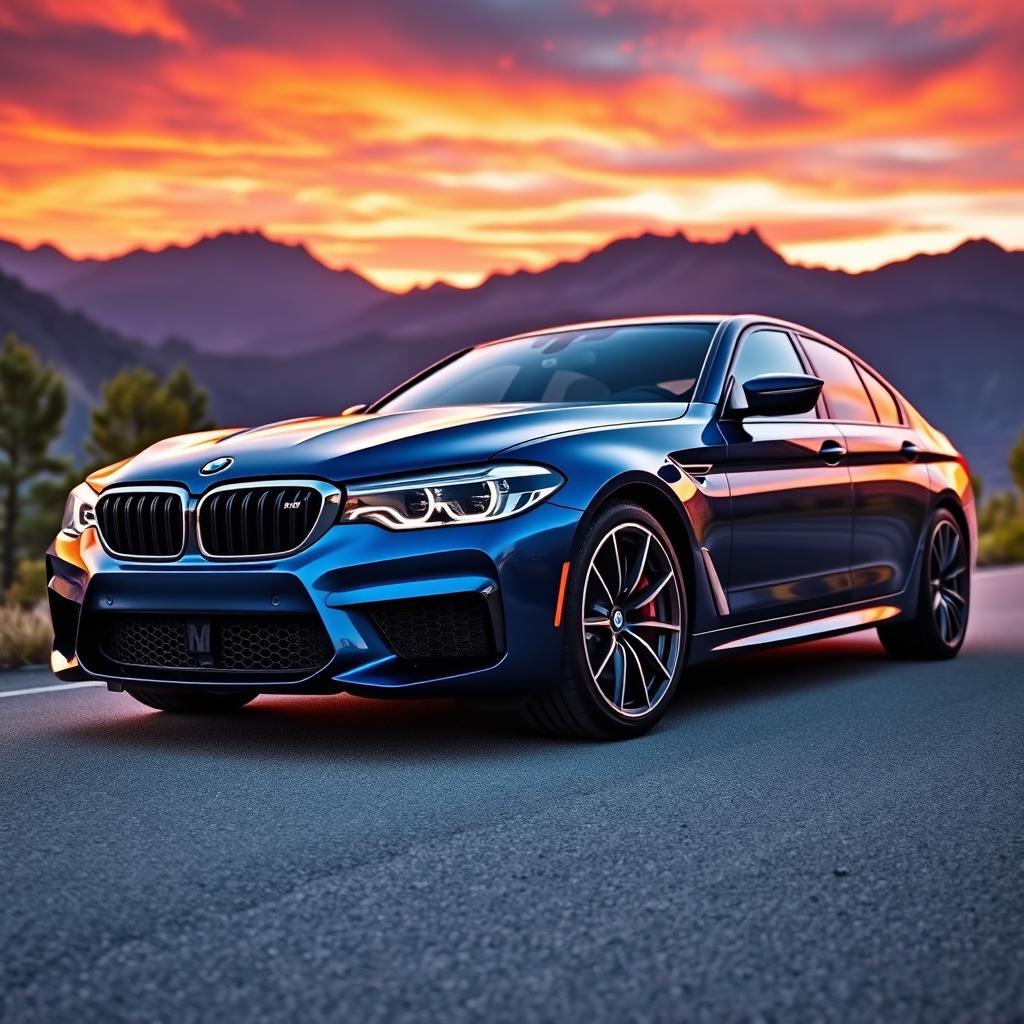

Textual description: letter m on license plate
[186,621,212,665]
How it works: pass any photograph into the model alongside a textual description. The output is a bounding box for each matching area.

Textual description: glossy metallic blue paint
[47,315,976,717]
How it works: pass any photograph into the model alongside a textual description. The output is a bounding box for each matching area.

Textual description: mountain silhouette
[0,230,385,353]
[305,229,1023,350]
[0,228,1021,487]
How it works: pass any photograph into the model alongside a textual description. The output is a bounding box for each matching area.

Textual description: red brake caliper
[637,574,655,619]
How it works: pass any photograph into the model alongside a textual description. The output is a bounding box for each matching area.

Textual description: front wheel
[878,508,970,660]
[524,502,688,739]
[125,686,258,713]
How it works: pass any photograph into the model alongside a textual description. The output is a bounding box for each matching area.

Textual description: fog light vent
[369,594,494,662]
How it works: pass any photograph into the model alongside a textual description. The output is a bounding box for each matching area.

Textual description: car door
[797,336,931,601]
[721,328,854,621]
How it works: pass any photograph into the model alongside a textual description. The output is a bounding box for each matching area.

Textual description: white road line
[0,680,107,699]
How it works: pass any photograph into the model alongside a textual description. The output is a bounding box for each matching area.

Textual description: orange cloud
[3,0,190,40]
[0,0,1020,287]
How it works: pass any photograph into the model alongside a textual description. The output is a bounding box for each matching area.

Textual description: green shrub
[6,559,47,609]
[978,520,1024,567]
[978,490,1018,535]
[0,605,52,669]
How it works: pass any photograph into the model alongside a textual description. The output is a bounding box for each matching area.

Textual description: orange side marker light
[553,561,571,628]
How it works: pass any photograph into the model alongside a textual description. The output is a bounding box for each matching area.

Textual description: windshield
[375,323,718,412]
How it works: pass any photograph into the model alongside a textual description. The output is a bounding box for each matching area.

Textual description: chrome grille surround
[93,486,189,561]
[195,479,342,561]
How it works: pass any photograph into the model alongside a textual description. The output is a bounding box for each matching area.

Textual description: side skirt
[687,592,915,664]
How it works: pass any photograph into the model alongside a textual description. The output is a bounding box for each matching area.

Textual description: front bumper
[47,502,581,698]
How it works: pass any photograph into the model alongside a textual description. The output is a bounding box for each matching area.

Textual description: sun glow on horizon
[0,0,1021,290]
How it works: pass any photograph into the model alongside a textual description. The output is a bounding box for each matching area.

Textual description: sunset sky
[1,0,1021,290]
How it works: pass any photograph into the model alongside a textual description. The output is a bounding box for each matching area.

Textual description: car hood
[89,402,685,492]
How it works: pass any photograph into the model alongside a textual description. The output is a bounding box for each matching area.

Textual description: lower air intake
[368,593,495,662]
[97,614,333,673]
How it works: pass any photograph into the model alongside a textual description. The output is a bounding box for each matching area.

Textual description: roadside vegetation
[976,429,1024,565]
[0,604,52,669]
[0,332,213,666]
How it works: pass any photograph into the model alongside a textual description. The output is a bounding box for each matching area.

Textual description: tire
[524,501,688,739]
[125,686,258,713]
[878,508,970,660]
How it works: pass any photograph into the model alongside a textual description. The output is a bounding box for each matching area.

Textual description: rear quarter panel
[903,398,977,567]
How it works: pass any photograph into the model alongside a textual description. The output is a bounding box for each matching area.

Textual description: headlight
[61,482,98,536]
[341,464,564,530]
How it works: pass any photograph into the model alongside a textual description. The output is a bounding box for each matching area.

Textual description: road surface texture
[1,568,1022,1023]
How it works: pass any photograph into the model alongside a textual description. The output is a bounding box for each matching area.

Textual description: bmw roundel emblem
[200,456,234,476]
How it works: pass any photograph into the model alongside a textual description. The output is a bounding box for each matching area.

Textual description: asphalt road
[1,569,1023,1023]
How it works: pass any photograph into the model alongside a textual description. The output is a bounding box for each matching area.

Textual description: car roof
[483,313,807,347]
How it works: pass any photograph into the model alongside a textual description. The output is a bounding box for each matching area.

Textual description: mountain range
[0,231,384,353]
[0,228,1020,488]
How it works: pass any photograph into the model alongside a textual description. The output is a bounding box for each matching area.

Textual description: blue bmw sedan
[48,315,975,738]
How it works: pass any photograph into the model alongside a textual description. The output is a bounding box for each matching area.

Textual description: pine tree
[86,365,214,469]
[0,334,68,589]
[1010,428,1024,498]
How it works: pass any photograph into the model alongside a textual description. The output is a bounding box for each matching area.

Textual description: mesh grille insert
[369,594,495,662]
[97,614,333,673]
[95,491,184,558]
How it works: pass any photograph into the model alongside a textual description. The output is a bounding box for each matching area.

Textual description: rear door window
[857,365,902,425]
[800,337,877,423]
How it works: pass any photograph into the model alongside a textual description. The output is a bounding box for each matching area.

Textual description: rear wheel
[125,686,258,713]
[878,508,969,660]
[524,502,687,739]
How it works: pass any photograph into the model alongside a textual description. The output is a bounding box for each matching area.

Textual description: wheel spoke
[584,616,612,628]
[629,619,681,632]
[610,531,624,596]
[944,593,962,634]
[942,525,960,572]
[620,636,650,707]
[624,570,674,612]
[942,526,952,567]
[593,637,617,681]
[625,532,651,599]
[624,628,671,679]
[948,599,961,641]
[942,587,966,607]
[591,564,615,608]
[611,644,627,709]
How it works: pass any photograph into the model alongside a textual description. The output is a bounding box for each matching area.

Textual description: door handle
[900,440,921,461]
[818,439,847,464]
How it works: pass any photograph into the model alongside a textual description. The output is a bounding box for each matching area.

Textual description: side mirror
[341,404,367,416]
[733,373,822,418]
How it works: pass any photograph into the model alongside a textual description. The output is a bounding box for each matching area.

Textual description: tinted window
[730,329,816,419]
[858,366,902,425]
[375,323,717,411]
[801,337,877,422]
